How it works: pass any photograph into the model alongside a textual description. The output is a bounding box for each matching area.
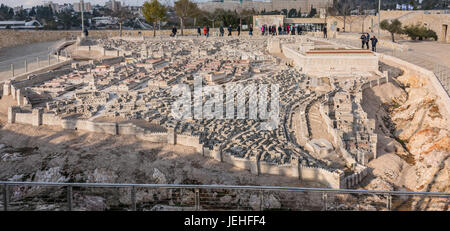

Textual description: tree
[404,24,438,41]
[174,0,199,36]
[308,7,317,18]
[111,7,133,37]
[288,8,297,18]
[334,0,353,32]
[380,19,403,42]
[143,0,167,37]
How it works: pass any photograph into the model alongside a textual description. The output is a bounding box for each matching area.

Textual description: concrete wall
[325,10,450,43]
[377,53,450,117]
[0,29,201,50]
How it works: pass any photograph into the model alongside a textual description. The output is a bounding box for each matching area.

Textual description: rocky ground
[359,63,449,211]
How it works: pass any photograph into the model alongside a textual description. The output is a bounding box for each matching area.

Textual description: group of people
[171,24,378,53]
[197,26,211,37]
[260,24,305,36]
[360,33,378,52]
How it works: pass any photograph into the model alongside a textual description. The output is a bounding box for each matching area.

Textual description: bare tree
[174,0,200,36]
[111,7,133,37]
[334,0,353,32]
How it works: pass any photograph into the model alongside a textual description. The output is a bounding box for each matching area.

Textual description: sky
[1,0,182,8]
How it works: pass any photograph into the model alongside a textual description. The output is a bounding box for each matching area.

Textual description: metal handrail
[2,181,450,197]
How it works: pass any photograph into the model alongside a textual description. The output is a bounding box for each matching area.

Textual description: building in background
[43,1,59,13]
[198,0,333,14]
[73,1,93,13]
[105,0,122,12]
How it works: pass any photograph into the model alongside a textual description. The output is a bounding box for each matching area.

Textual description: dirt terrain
[359,63,449,210]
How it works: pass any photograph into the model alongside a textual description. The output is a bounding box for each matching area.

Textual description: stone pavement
[323,35,450,95]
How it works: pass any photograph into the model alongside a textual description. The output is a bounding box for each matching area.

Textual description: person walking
[203,26,207,36]
[261,25,265,36]
[370,35,378,52]
[278,25,282,35]
[249,24,253,36]
[228,25,232,36]
[206,26,210,37]
[323,26,327,38]
[197,26,201,36]
[219,25,224,36]
[237,24,241,36]
[360,33,366,49]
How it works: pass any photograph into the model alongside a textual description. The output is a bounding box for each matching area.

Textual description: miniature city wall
[2,68,73,106]
[6,105,346,189]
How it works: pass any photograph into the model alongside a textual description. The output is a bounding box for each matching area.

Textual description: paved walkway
[0,41,60,82]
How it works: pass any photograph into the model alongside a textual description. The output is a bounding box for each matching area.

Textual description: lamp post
[378,0,381,37]
[81,0,85,37]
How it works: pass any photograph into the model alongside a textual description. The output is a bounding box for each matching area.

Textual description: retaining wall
[377,53,450,117]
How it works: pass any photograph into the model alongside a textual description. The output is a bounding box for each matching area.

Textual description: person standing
[365,33,370,49]
[237,24,241,36]
[171,26,177,37]
[261,25,265,36]
[219,25,224,36]
[206,26,210,37]
[278,25,282,35]
[249,24,253,36]
[360,33,366,49]
[203,26,207,36]
[228,25,232,36]
[197,26,201,36]
[370,35,378,52]
[323,26,327,38]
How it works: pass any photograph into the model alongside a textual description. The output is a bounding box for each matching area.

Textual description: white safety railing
[1,181,449,211]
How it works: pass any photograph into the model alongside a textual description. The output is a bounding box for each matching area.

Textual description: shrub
[403,24,438,41]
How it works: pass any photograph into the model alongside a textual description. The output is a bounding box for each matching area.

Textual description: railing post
[322,192,328,211]
[131,186,136,211]
[195,189,200,211]
[67,186,72,211]
[3,184,8,211]
[11,64,14,77]
[386,194,392,211]
[259,189,264,211]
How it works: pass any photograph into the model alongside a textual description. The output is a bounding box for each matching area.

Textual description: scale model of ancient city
[0,13,449,211]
